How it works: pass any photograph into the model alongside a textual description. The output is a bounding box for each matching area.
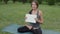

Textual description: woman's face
[31,2,37,10]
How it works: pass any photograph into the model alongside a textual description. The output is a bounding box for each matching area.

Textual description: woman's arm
[36,10,43,24]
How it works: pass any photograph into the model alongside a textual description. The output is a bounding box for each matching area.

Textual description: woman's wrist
[36,19,43,24]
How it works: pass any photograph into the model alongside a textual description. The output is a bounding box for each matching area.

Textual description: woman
[17,0,43,34]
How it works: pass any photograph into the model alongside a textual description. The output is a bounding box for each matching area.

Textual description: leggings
[17,26,42,34]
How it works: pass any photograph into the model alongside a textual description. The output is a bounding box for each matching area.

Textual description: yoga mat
[2,24,60,34]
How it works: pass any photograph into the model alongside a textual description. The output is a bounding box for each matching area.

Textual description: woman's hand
[35,18,43,24]
[25,25,32,30]
[35,18,40,23]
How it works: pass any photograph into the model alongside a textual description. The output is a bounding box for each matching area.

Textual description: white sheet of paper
[25,14,37,23]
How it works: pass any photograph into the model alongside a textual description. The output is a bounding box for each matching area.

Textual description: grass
[0,1,60,34]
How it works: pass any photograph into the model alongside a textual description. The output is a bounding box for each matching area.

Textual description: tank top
[28,10,41,28]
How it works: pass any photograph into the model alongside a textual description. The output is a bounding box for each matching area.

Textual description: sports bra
[28,9,41,28]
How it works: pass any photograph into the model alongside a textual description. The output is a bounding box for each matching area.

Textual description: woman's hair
[31,0,39,8]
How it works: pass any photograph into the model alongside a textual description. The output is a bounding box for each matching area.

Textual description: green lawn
[0,2,60,34]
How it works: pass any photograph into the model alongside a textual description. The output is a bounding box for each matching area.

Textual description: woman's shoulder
[39,10,42,13]
[38,10,43,15]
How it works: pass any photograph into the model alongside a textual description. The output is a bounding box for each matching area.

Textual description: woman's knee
[17,26,25,33]
[17,27,22,33]
[17,26,30,33]
[31,28,42,34]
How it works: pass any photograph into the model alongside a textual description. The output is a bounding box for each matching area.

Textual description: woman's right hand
[25,25,32,30]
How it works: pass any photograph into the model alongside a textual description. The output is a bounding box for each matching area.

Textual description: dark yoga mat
[2,24,60,34]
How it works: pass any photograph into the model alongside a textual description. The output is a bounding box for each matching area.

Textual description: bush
[17,0,21,2]
[56,0,60,2]
[18,0,27,4]
[47,0,55,5]
[0,0,2,2]
[38,0,43,4]
[3,0,9,4]
[12,0,17,3]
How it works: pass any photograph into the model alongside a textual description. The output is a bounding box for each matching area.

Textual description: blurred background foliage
[0,0,60,5]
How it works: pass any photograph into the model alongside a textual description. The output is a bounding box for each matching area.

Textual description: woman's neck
[32,9,38,12]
